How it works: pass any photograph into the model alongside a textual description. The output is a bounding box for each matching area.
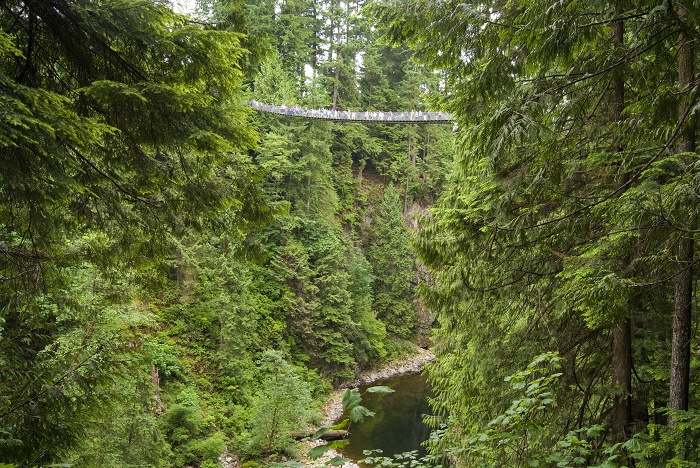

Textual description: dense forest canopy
[0,0,452,466]
[1,0,699,467]
[371,0,700,465]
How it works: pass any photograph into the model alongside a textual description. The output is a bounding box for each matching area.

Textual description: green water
[340,372,433,462]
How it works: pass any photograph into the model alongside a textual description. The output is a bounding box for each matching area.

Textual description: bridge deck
[248,101,452,124]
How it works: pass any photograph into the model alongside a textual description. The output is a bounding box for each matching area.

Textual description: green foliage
[191,432,228,468]
[0,263,157,465]
[0,0,277,464]
[311,386,394,463]
[360,449,439,468]
[1,0,453,465]
[244,350,314,455]
[156,387,232,467]
[372,0,700,464]
[144,336,184,382]
[457,353,568,466]
[447,354,652,468]
[77,368,172,467]
[638,409,700,466]
[257,216,389,381]
[367,186,417,339]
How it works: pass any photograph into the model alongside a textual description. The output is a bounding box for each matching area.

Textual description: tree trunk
[151,363,164,413]
[404,173,409,214]
[307,173,312,213]
[150,363,160,398]
[405,134,412,213]
[420,131,429,182]
[670,235,693,413]
[610,6,632,442]
[410,133,416,167]
[669,3,695,419]
[332,65,340,111]
[612,317,632,441]
[289,429,348,440]
[311,0,318,73]
[425,131,429,163]
[331,0,340,111]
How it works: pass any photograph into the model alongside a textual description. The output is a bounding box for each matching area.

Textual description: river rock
[219,451,239,468]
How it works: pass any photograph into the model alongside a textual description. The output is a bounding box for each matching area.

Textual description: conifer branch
[0,345,105,421]
[522,83,700,231]
[64,141,159,208]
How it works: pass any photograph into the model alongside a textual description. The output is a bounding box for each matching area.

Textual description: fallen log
[289,429,348,440]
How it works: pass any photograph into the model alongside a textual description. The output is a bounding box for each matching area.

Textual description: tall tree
[0,0,264,463]
[372,0,700,463]
[610,1,632,442]
[366,185,416,339]
[669,0,696,418]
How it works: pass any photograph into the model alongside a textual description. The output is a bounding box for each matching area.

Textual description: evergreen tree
[0,0,455,465]
[346,239,388,365]
[372,0,700,463]
[0,0,265,463]
[367,185,416,339]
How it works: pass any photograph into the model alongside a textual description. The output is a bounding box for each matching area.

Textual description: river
[339,372,433,462]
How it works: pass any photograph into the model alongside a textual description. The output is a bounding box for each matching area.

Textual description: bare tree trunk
[331,0,340,110]
[290,429,348,440]
[332,66,340,110]
[405,134,412,212]
[151,363,160,398]
[410,133,416,167]
[311,0,319,74]
[151,363,163,413]
[670,3,695,419]
[404,174,409,214]
[176,247,194,301]
[612,318,632,440]
[611,6,632,442]
[670,236,693,413]
[421,131,429,181]
[425,131,429,162]
[307,173,311,213]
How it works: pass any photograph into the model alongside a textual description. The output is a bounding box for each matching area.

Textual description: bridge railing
[247,101,452,123]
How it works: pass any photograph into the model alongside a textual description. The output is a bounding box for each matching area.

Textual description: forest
[0,0,699,467]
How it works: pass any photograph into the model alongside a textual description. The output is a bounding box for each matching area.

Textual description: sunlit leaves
[367,385,395,394]
[327,455,352,466]
[309,444,333,460]
[350,405,376,423]
[312,419,349,440]
[342,388,362,413]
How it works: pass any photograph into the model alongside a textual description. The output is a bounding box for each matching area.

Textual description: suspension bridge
[248,101,453,124]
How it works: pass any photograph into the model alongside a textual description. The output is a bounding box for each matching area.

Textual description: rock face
[347,347,434,387]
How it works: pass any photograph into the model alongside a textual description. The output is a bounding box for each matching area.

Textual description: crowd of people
[247,100,452,122]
